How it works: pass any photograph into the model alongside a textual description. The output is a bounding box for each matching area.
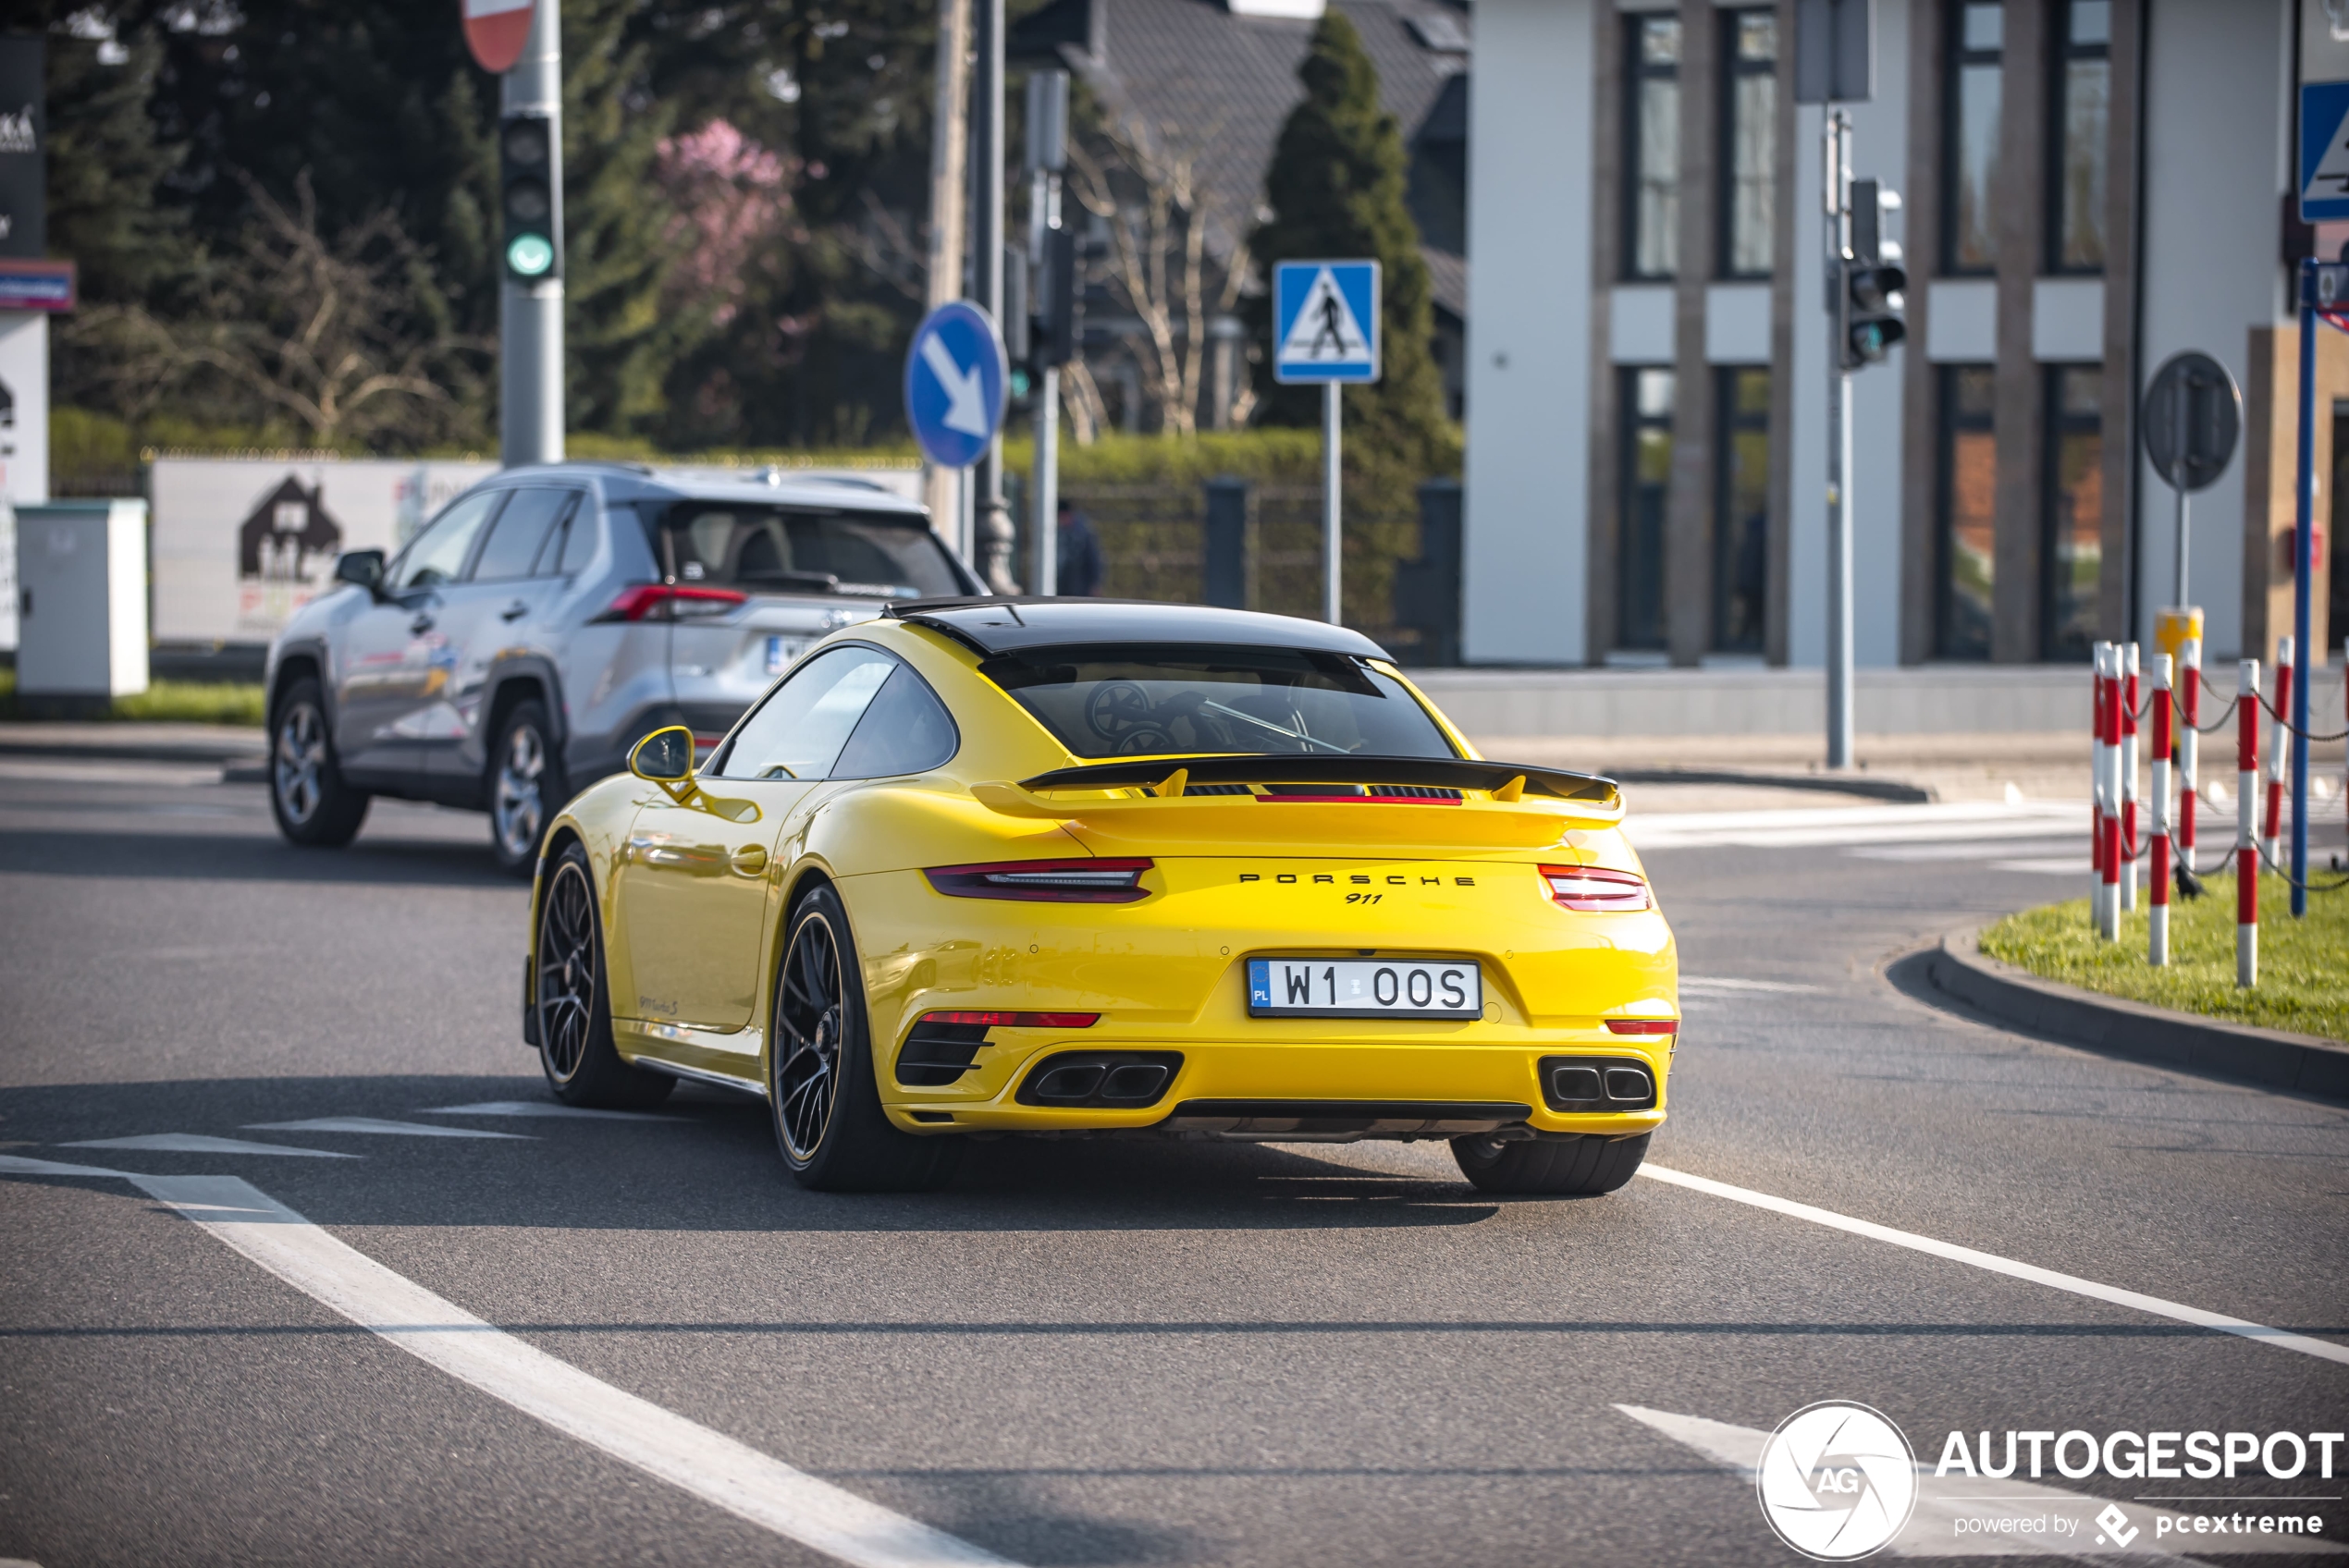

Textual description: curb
[1608,766,1934,804]
[0,733,264,766]
[1923,925,2349,1103]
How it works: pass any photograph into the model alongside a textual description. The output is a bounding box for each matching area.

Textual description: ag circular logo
[1756,1402,1918,1561]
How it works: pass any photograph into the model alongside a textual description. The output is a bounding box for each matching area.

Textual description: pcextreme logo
[1756,1402,1920,1561]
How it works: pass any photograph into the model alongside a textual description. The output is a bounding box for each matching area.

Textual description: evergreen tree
[1248,10,1450,474]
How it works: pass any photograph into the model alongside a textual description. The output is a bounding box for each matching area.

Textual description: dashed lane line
[63,1134,358,1158]
[245,1118,534,1140]
[0,1156,1015,1568]
[417,1100,684,1121]
[1638,1163,2349,1367]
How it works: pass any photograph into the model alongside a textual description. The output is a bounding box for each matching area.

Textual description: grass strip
[1980,872,2349,1042]
[0,669,264,727]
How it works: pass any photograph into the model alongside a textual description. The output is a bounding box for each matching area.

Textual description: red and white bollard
[2177,637,2201,885]
[2121,642,2141,912]
[2097,643,2123,940]
[2262,636,2293,870]
[2149,654,2173,965]
[2089,643,2109,923]
[2237,658,2261,988]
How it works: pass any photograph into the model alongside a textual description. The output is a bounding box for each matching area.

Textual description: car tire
[1450,1131,1650,1195]
[489,699,567,879]
[534,842,675,1109]
[770,884,961,1193]
[269,677,370,848]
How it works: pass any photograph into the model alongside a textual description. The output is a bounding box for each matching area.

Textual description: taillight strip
[1539,864,1653,913]
[925,858,1154,903]
[921,1011,1100,1028]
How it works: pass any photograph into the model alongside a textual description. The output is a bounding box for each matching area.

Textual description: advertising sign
[151,456,496,644]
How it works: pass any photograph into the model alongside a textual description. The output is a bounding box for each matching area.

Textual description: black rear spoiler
[1017,754,1618,805]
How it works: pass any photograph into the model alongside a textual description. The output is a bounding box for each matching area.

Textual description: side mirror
[629,725,697,799]
[335,549,387,598]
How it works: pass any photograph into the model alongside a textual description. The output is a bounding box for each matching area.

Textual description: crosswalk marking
[64,1133,358,1158]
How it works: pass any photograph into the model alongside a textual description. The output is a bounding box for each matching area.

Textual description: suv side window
[471,489,578,582]
[714,644,899,780]
[389,490,505,592]
[549,496,600,575]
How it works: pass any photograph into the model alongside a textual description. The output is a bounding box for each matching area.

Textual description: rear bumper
[879,1031,1671,1138]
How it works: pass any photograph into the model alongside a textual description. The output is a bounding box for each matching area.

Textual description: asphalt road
[1,759,2344,1567]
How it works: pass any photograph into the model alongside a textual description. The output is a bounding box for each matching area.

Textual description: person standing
[1055,497,1104,596]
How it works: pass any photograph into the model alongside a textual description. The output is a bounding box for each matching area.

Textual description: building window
[1943,2,2002,275]
[1720,10,1777,278]
[1715,368,1770,652]
[1626,15,1681,280]
[2043,366,2103,659]
[1619,367,1675,650]
[1937,366,1998,659]
[2049,0,2109,271]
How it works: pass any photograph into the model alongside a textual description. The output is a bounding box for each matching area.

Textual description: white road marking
[418,1100,683,1121]
[0,1154,137,1179]
[1679,976,1825,996]
[244,1118,534,1140]
[1987,856,2091,876]
[1616,1404,2334,1560]
[0,1161,1015,1568]
[1639,1164,2349,1366]
[1630,801,2084,851]
[1847,839,2081,863]
[63,1133,359,1158]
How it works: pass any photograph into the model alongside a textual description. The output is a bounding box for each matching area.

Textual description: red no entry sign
[463,0,535,74]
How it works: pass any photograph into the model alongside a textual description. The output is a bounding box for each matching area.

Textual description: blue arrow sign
[1273,260,1381,385]
[904,301,1008,468]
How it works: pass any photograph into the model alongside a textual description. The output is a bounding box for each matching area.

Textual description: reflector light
[1604,1019,1679,1035]
[920,1011,1101,1029]
[924,858,1153,902]
[1539,864,1653,912]
[593,583,748,623]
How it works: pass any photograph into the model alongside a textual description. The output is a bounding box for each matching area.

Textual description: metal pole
[1824,109,1853,770]
[922,0,971,549]
[499,0,563,468]
[2291,259,2317,916]
[1035,366,1059,594]
[1322,381,1342,624]
[970,0,1016,593]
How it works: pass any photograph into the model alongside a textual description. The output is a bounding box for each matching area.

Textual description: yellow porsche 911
[523,599,1677,1194]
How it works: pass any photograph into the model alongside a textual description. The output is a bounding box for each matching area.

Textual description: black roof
[888,597,1390,659]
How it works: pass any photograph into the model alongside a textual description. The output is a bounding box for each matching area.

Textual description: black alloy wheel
[769,885,960,1192]
[534,844,673,1109]
[490,700,566,878]
[268,677,369,847]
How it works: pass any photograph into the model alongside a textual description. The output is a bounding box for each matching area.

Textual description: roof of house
[1012,0,1470,323]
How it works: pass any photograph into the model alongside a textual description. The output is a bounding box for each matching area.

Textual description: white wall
[1462,0,1595,664]
[2135,0,2291,661]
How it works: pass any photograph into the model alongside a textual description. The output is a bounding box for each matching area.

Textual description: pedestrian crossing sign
[1273,260,1381,384]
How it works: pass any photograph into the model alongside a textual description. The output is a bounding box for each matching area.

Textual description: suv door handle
[500,600,529,621]
[730,845,769,876]
[410,613,436,634]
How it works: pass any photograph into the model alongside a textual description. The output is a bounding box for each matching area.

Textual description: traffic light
[1036,225,1078,368]
[1839,178,1903,370]
[499,112,560,282]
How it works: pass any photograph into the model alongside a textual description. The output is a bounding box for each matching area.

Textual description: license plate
[765,635,808,674]
[1247,957,1482,1020]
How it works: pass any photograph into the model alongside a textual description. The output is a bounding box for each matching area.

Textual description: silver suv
[263,461,980,874]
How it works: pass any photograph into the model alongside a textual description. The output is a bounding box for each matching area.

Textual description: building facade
[1464,0,2339,670]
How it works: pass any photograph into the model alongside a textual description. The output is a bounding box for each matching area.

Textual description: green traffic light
[507,233,555,277]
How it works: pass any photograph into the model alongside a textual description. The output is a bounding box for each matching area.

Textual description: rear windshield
[643,504,965,598]
[979,643,1459,759]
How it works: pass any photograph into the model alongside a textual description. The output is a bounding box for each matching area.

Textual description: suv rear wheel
[490,699,566,878]
[270,677,369,847]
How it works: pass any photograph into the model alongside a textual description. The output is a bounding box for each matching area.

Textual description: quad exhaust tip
[1539,1055,1657,1112]
[1016,1050,1184,1109]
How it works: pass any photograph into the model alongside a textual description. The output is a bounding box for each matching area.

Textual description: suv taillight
[594,583,747,622]
[925,858,1153,902]
[1539,864,1652,912]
